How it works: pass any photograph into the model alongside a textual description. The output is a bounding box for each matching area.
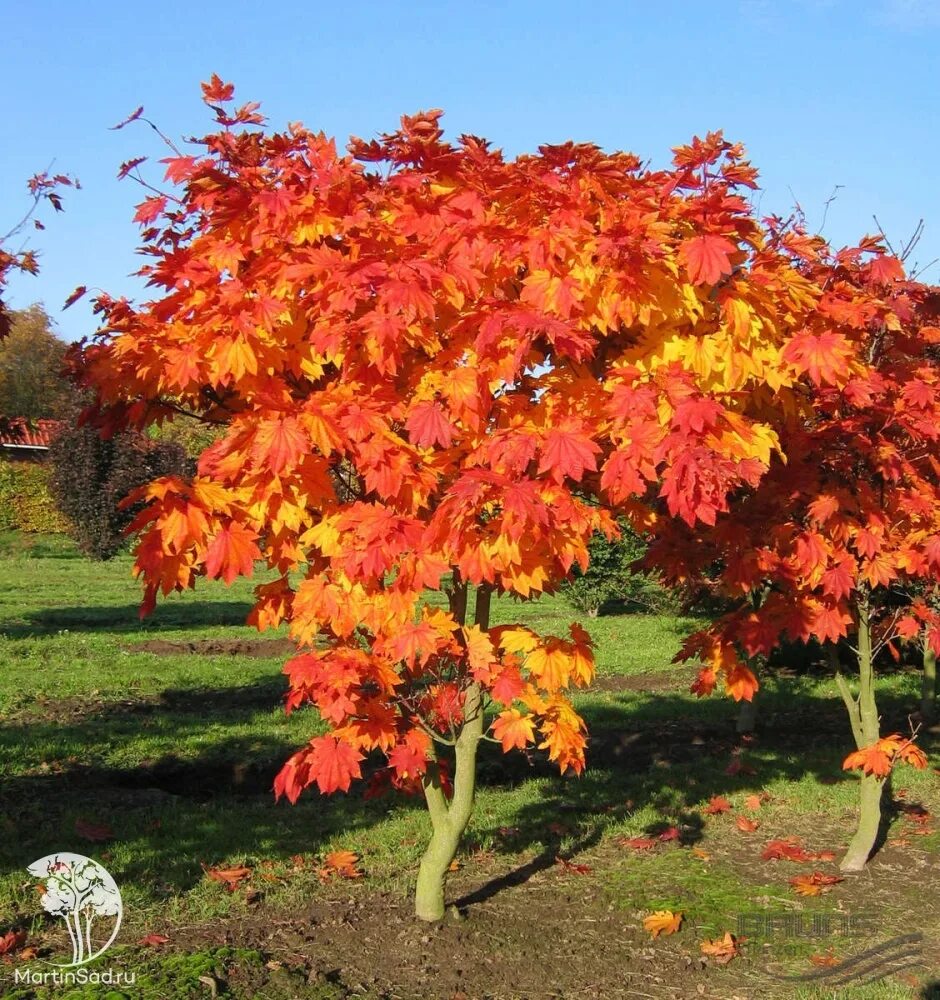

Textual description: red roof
[0,418,62,450]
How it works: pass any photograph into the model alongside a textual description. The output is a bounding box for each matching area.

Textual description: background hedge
[0,459,71,534]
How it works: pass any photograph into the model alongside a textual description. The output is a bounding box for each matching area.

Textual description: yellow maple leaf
[643,910,683,937]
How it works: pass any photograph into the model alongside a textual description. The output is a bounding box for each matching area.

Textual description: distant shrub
[0,459,71,533]
[562,522,680,616]
[49,424,190,560]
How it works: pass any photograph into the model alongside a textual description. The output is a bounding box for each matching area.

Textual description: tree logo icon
[26,854,122,966]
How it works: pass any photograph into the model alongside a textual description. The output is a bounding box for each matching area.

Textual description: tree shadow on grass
[1,600,255,638]
[0,674,935,912]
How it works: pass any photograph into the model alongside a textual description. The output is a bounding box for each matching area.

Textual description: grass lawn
[1,531,938,999]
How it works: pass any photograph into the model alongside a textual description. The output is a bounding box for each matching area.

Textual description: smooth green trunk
[736,691,758,734]
[922,642,937,723]
[837,599,884,872]
[840,772,885,871]
[413,583,490,921]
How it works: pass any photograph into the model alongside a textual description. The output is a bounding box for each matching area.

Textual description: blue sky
[4,0,939,342]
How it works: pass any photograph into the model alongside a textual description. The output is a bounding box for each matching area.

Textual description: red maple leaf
[204,523,262,584]
[679,234,736,285]
[538,422,601,483]
[306,735,365,793]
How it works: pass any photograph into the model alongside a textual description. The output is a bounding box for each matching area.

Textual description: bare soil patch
[122,637,295,658]
[589,667,698,693]
[182,882,737,1000]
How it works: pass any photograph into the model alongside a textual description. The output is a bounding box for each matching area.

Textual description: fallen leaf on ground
[809,951,839,967]
[691,847,711,861]
[761,837,831,862]
[74,818,114,843]
[138,933,170,947]
[789,872,844,896]
[657,826,681,842]
[735,816,760,832]
[700,931,739,964]
[555,856,592,875]
[643,910,683,937]
[322,850,362,879]
[704,796,732,815]
[0,931,26,956]
[899,803,931,824]
[743,794,764,811]
[201,863,252,891]
[617,836,657,851]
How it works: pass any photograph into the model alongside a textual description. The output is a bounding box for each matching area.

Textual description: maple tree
[651,241,940,871]
[72,78,869,919]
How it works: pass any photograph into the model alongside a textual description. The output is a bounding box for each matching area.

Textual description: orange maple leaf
[204,522,261,585]
[643,910,683,937]
[781,329,853,386]
[323,850,362,878]
[491,709,536,752]
[704,795,733,815]
[202,863,252,891]
[788,872,844,896]
[700,931,739,964]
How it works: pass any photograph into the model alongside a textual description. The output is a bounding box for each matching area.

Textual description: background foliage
[48,420,190,560]
[0,305,71,419]
[0,459,70,533]
[562,523,679,617]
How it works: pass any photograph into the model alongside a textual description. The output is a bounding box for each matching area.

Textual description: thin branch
[1,161,58,243]
[158,399,228,425]
[899,219,924,263]
[835,670,864,747]
[911,257,939,281]
[139,114,184,158]
[127,166,184,205]
[819,184,843,234]
[872,215,898,257]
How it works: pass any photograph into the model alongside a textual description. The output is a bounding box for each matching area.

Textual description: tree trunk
[736,691,758,733]
[837,598,885,872]
[922,641,937,724]
[840,772,885,871]
[414,583,490,921]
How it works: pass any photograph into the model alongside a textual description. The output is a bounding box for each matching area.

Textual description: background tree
[562,520,677,617]
[48,410,189,559]
[0,172,77,436]
[0,305,71,418]
[75,79,846,920]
